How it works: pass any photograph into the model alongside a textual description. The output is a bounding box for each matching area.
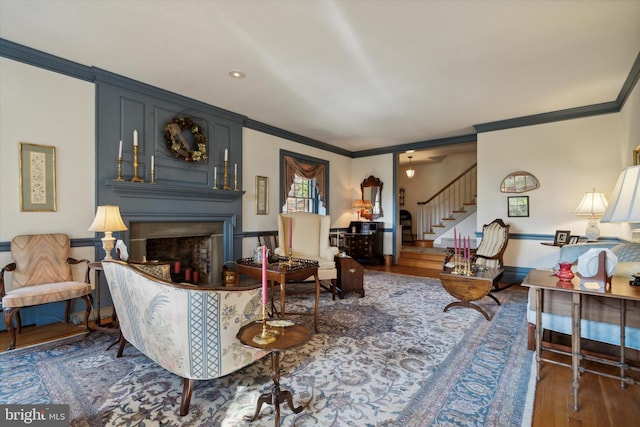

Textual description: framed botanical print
[19,143,57,212]
[633,144,640,165]
[507,196,529,217]
[256,176,268,215]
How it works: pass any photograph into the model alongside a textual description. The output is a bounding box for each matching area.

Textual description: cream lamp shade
[600,165,640,242]
[573,189,608,241]
[89,205,128,260]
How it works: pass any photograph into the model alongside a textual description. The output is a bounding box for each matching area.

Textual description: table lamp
[352,199,365,220]
[600,165,640,242]
[88,205,128,260]
[573,188,608,241]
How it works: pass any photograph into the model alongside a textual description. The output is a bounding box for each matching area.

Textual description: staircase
[416,163,477,245]
[396,163,477,270]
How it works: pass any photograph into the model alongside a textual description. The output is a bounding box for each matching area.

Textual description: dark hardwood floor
[2,263,639,426]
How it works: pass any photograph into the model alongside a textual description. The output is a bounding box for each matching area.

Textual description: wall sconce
[600,165,640,242]
[88,205,128,260]
[406,156,415,178]
[573,188,608,241]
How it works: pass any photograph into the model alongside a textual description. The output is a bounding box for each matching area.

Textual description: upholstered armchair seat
[473,218,510,269]
[102,260,269,416]
[275,212,339,282]
[1,233,92,350]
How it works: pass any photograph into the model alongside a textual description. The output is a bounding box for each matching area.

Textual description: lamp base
[101,232,116,261]
[584,217,601,241]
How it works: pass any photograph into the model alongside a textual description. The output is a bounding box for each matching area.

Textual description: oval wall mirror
[360,175,383,220]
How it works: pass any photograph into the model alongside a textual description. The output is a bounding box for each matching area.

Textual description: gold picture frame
[19,142,57,212]
[633,144,640,166]
[256,176,268,215]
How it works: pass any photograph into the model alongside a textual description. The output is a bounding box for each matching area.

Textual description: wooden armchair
[1,234,93,350]
[101,260,269,416]
[473,218,510,269]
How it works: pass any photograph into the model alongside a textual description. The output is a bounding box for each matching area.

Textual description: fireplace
[129,221,224,285]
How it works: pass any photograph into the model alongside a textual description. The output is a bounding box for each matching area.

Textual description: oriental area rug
[0,271,535,426]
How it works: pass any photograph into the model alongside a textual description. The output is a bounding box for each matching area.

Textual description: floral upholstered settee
[102,260,269,416]
[527,242,640,353]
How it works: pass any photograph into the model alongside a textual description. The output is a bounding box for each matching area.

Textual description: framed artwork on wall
[19,142,57,212]
[507,196,529,217]
[256,176,268,215]
[634,144,640,165]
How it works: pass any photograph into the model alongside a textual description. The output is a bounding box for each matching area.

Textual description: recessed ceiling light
[228,70,246,79]
[406,149,415,153]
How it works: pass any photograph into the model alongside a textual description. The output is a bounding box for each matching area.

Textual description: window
[280,150,329,214]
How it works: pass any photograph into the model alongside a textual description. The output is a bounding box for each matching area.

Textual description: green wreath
[164,116,208,162]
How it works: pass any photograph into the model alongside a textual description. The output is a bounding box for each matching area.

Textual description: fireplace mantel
[104,180,245,201]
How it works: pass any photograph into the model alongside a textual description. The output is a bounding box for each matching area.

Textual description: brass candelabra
[223,160,231,190]
[114,158,124,181]
[252,304,277,345]
[131,146,144,182]
[453,254,473,276]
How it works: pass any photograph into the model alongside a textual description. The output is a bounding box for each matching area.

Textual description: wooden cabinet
[334,255,364,298]
[344,221,383,265]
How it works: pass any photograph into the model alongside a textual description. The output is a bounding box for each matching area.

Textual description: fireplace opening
[129,221,224,285]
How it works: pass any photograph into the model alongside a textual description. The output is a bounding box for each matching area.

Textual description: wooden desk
[522,269,640,411]
[237,258,320,332]
[237,321,312,427]
[439,268,503,320]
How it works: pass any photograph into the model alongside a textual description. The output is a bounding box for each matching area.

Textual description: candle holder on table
[131,146,144,183]
[252,304,277,345]
[223,160,231,190]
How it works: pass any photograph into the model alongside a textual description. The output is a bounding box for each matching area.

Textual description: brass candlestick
[213,176,218,189]
[288,247,293,266]
[114,158,124,181]
[234,172,239,191]
[131,146,144,182]
[150,169,155,184]
[252,304,277,345]
[223,160,231,190]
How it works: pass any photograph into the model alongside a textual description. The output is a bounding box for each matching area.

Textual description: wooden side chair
[473,218,510,269]
[0,234,93,350]
[257,232,279,254]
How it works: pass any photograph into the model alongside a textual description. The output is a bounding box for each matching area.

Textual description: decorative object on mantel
[500,171,539,193]
[115,140,124,181]
[131,129,144,183]
[600,165,640,242]
[163,116,208,162]
[573,188,608,241]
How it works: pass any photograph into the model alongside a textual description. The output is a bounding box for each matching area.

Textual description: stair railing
[417,163,477,239]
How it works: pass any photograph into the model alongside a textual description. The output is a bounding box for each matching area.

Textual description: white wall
[0,58,96,268]
[477,80,639,269]
[241,128,355,257]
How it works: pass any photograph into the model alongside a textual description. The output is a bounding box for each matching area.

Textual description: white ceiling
[1,0,639,164]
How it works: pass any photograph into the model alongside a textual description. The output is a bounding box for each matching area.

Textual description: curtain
[281,154,326,205]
